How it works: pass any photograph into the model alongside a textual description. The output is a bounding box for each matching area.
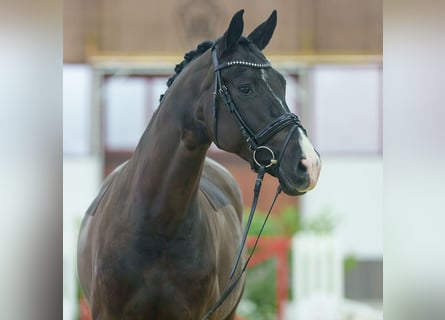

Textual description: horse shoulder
[77,161,129,301]
[200,157,243,216]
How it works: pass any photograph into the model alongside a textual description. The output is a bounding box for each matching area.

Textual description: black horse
[77,10,321,320]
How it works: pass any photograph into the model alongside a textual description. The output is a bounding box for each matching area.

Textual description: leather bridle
[200,43,306,320]
[211,43,305,171]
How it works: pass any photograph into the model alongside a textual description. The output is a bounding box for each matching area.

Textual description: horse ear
[219,9,244,55]
[247,10,277,50]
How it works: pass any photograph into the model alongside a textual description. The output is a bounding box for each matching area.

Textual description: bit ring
[253,146,277,168]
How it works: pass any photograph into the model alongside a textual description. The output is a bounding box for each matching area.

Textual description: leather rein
[200,44,305,319]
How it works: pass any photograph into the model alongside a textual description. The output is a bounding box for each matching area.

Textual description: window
[103,75,168,151]
[63,64,92,155]
[310,65,382,154]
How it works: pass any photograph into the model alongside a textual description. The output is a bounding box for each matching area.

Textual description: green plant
[240,206,301,319]
[302,208,338,234]
[240,206,348,320]
[344,254,358,273]
[238,260,277,320]
[243,205,302,237]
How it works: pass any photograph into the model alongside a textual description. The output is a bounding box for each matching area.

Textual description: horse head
[199,10,321,196]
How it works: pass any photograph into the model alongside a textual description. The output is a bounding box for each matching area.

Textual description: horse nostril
[298,159,308,173]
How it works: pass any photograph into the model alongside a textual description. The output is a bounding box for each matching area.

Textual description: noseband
[211,43,304,170]
[201,44,305,320]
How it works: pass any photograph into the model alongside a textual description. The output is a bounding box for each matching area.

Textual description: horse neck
[128,56,213,234]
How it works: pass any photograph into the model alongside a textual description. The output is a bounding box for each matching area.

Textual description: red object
[246,236,291,320]
[79,236,291,320]
[79,296,91,320]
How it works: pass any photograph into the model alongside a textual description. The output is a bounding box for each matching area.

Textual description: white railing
[292,233,343,302]
[285,232,343,320]
[284,233,382,320]
[341,300,383,320]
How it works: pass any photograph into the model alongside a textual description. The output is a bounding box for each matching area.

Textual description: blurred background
[63,1,382,319]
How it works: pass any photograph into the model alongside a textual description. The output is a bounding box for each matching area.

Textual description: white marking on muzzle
[261,69,287,112]
[298,128,321,192]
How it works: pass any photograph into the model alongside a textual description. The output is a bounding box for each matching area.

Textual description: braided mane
[159,40,214,101]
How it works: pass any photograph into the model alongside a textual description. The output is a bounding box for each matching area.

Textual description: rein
[200,44,303,319]
[200,167,281,320]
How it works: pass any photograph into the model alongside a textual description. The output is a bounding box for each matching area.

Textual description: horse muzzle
[278,155,321,196]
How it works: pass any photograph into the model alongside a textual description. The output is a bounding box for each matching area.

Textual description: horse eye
[238,85,252,95]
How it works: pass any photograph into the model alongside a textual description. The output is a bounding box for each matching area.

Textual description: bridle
[200,43,306,319]
[211,42,305,171]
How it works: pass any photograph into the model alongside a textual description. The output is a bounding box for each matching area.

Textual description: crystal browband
[214,60,272,71]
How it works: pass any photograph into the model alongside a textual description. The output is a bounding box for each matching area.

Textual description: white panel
[63,156,102,320]
[301,156,383,259]
[150,77,168,111]
[312,65,381,154]
[63,64,92,155]
[284,74,302,114]
[104,77,147,150]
